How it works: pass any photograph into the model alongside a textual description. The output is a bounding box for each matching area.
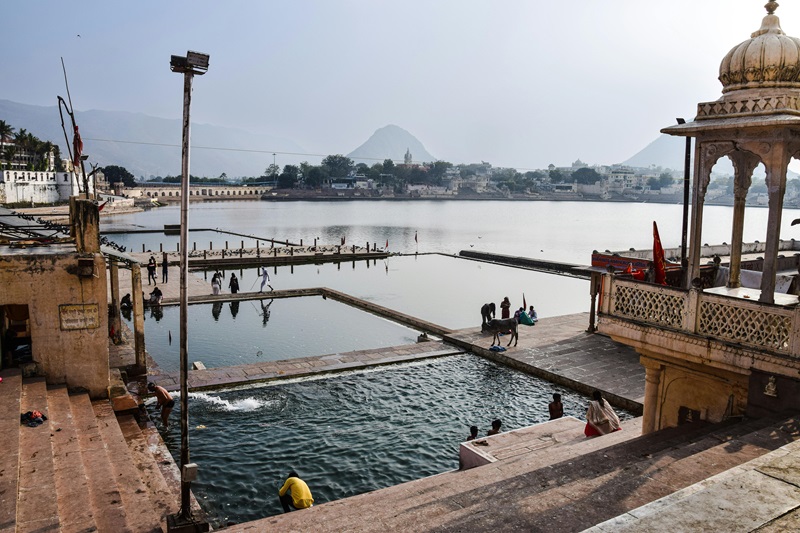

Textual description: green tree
[264,164,280,179]
[278,164,300,188]
[0,120,14,168]
[573,167,602,185]
[102,165,137,187]
[382,159,395,174]
[658,172,675,189]
[549,169,567,183]
[322,154,354,178]
[306,166,328,188]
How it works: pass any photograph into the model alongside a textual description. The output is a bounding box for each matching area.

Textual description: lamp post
[169,50,210,533]
[676,118,691,288]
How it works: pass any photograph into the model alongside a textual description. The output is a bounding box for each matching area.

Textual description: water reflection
[258,299,272,326]
[229,301,240,319]
[211,302,223,321]
[149,305,163,322]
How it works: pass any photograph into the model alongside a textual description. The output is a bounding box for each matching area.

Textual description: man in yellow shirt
[278,470,314,513]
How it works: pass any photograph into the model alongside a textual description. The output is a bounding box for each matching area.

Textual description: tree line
[0,120,64,172]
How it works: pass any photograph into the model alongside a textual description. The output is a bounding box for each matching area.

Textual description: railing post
[685,287,701,334]
[791,308,800,356]
[599,273,613,315]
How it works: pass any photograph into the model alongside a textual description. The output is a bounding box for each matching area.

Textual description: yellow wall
[0,251,109,397]
[655,362,748,429]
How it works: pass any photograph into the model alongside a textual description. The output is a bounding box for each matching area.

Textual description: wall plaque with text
[59,304,100,331]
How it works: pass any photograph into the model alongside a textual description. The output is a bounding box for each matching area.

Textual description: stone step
[47,385,97,533]
[586,416,800,532]
[16,378,59,533]
[117,414,179,530]
[246,417,784,532]
[70,392,132,532]
[0,368,22,533]
[504,416,799,531]
[92,400,163,533]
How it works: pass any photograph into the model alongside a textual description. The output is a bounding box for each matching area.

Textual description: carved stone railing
[609,281,688,328]
[601,275,799,357]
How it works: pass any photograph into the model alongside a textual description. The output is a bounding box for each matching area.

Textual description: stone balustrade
[601,275,798,358]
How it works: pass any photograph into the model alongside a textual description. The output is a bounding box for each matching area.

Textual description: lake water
[102,199,800,263]
[135,298,421,372]
[152,354,634,527]
[115,199,797,524]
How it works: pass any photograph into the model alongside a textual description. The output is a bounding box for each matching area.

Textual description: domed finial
[765,1,779,15]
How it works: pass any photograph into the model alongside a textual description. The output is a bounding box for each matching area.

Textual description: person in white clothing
[584,390,621,437]
[260,267,273,292]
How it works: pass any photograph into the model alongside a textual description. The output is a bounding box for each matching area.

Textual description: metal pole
[179,68,193,521]
[681,136,691,284]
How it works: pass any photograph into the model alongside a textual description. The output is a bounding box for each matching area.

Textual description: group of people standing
[209,269,265,295]
[146,255,168,285]
[482,297,538,326]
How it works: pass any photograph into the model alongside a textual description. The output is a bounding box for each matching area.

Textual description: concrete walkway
[447,313,645,412]
[150,341,464,392]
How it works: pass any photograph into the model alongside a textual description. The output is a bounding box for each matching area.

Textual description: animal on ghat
[483,318,519,347]
[480,302,496,326]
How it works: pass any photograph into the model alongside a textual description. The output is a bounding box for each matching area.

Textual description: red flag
[415,231,418,243]
[522,293,527,310]
[385,239,389,250]
[653,221,667,285]
[97,200,109,212]
[72,125,83,169]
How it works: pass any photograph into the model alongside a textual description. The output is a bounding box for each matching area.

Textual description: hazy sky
[4,1,798,170]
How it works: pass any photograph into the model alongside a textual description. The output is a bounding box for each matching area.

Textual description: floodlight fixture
[676,117,686,124]
[170,50,209,75]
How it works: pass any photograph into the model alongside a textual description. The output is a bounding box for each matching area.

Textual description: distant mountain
[0,99,306,179]
[348,124,436,164]
[623,134,692,171]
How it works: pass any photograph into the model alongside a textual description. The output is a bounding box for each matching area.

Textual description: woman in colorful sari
[584,390,621,437]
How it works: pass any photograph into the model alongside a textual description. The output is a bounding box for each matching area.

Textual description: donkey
[484,318,518,347]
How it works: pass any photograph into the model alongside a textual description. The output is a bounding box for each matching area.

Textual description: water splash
[189,392,266,412]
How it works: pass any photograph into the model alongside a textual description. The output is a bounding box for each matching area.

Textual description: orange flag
[653,221,667,285]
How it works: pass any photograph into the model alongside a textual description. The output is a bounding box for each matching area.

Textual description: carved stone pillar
[688,141,731,287]
[642,361,663,434]
[727,151,758,288]
[131,264,146,369]
[759,143,790,303]
[109,259,122,344]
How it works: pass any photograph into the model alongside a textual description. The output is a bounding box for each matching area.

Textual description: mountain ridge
[348,124,436,164]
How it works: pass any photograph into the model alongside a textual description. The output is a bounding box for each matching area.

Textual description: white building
[0,169,93,204]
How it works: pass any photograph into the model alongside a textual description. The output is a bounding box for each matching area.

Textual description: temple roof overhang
[661,113,800,137]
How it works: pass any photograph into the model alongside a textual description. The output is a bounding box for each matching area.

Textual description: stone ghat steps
[4,371,174,533]
[0,368,22,533]
[236,415,799,532]
[585,417,800,533]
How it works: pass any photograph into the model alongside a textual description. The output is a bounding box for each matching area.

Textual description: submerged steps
[233,415,799,532]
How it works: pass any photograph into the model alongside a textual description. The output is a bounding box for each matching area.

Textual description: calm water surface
[153,354,634,526]
[103,200,800,262]
[135,298,420,372]
[190,254,589,329]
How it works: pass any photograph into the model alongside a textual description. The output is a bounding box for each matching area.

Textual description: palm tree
[0,120,14,169]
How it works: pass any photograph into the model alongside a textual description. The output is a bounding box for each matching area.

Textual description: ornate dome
[719,2,800,93]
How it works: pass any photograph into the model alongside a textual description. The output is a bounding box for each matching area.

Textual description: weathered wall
[0,170,88,203]
[654,360,748,428]
[0,251,109,397]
